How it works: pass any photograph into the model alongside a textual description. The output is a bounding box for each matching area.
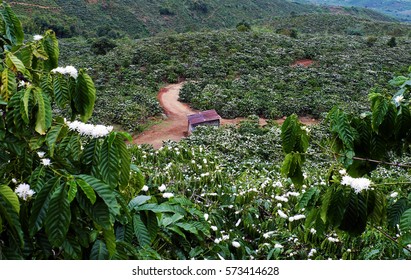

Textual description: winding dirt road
[133,82,317,149]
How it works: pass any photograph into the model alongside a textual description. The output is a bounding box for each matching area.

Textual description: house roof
[187,109,221,125]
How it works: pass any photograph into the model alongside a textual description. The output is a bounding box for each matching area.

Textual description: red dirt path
[133,83,317,149]
[291,59,315,67]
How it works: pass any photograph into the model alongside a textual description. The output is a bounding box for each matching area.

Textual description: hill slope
[11,0,394,38]
[299,0,411,21]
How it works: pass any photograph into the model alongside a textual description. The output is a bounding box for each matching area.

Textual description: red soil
[133,82,318,149]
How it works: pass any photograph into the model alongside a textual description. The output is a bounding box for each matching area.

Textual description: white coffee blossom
[339,169,347,175]
[235,218,241,227]
[15,183,35,201]
[40,158,51,166]
[204,214,209,221]
[162,192,174,198]
[341,175,372,194]
[308,248,317,258]
[158,184,166,192]
[263,231,275,239]
[33,34,43,41]
[232,241,241,248]
[394,95,404,104]
[66,121,113,138]
[141,185,149,192]
[275,195,289,202]
[274,243,283,249]
[51,65,78,79]
[277,209,288,219]
[12,178,17,184]
[310,228,317,234]
[390,192,399,198]
[37,151,46,158]
[327,237,340,243]
[211,226,218,231]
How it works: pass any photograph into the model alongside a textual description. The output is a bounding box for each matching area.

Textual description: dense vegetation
[12,0,395,38]
[299,0,411,22]
[58,14,411,131]
[2,2,411,261]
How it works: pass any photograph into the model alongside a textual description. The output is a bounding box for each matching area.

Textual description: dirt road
[133,82,317,148]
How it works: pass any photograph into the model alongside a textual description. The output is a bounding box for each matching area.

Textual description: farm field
[1,1,411,261]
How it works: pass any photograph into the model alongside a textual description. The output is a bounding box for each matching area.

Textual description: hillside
[11,0,394,38]
[299,0,411,21]
[57,13,411,132]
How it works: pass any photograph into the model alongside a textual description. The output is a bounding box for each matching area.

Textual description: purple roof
[187,110,221,125]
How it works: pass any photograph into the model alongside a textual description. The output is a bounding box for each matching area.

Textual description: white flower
[346,249,352,253]
[275,195,288,202]
[339,169,347,175]
[232,241,241,248]
[390,192,398,198]
[158,184,167,192]
[235,219,241,227]
[277,209,288,219]
[11,178,17,184]
[214,238,222,244]
[33,34,43,41]
[204,214,209,221]
[37,151,46,158]
[274,243,283,249]
[211,226,218,231]
[222,235,230,240]
[40,158,51,166]
[310,228,317,234]
[15,183,35,201]
[308,248,317,257]
[162,192,174,198]
[394,95,404,104]
[263,231,275,239]
[51,65,78,79]
[66,121,113,138]
[327,237,340,243]
[341,175,372,194]
[289,214,306,221]
[141,185,149,192]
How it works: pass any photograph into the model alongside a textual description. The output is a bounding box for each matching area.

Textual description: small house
[187,109,221,134]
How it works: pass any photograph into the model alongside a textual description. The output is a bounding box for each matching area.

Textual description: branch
[352,156,411,169]
[373,226,411,254]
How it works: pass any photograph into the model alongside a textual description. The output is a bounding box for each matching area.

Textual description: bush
[90,37,117,55]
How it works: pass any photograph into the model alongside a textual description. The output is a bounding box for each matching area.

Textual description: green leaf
[53,74,70,108]
[133,214,151,246]
[281,114,299,154]
[400,208,411,234]
[74,69,96,122]
[339,191,367,236]
[0,4,24,46]
[321,187,350,228]
[75,178,97,205]
[176,222,198,235]
[45,184,71,247]
[370,93,389,132]
[0,185,20,214]
[114,134,131,188]
[128,195,151,209]
[298,187,318,210]
[76,174,120,216]
[29,177,61,236]
[33,89,52,135]
[5,51,31,79]
[99,134,120,187]
[387,198,409,229]
[1,68,16,101]
[0,194,23,246]
[62,239,82,260]
[281,153,304,186]
[46,124,65,157]
[146,211,159,242]
[67,181,77,203]
[103,227,117,258]
[21,86,31,123]
[90,240,108,260]
[42,30,59,72]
